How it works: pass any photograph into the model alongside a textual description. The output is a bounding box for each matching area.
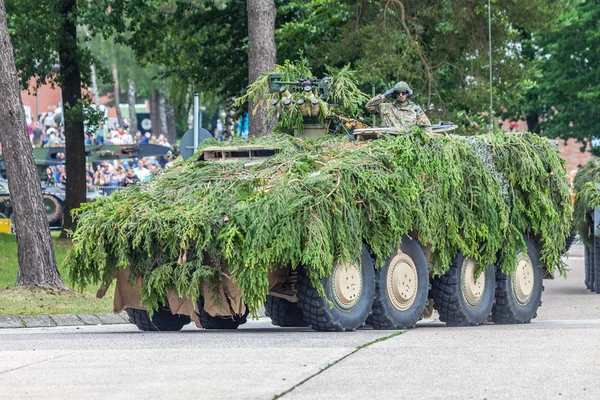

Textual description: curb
[0,312,130,329]
[0,307,267,329]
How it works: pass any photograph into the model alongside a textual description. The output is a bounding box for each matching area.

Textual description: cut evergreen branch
[236,59,369,133]
[573,158,600,247]
[64,131,571,316]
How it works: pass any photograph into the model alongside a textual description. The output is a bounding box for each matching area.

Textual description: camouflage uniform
[365,94,432,133]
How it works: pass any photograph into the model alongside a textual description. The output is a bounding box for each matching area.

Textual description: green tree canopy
[536,0,599,146]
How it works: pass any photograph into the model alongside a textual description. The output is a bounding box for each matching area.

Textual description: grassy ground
[0,232,114,315]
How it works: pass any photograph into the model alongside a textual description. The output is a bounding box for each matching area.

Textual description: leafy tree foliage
[276,0,572,129]
[536,0,599,146]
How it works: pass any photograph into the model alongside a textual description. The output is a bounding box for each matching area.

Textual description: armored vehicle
[66,73,571,332]
[572,159,600,292]
[0,144,173,231]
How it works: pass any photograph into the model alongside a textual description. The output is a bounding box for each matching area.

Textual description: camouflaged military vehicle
[66,74,571,332]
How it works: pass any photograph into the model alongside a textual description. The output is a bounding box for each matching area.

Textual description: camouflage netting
[65,130,572,315]
[573,158,600,246]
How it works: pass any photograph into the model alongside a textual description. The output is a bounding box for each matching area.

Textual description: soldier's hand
[383,88,396,98]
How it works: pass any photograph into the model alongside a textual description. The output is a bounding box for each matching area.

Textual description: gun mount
[268,74,331,102]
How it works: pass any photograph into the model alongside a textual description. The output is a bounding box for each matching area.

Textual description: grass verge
[0,232,113,316]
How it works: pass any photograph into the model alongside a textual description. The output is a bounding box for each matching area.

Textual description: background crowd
[16,109,175,194]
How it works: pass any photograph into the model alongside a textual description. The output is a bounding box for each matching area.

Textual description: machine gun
[268,73,331,100]
[327,114,369,136]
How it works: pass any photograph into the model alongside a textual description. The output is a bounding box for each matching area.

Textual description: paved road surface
[1,245,599,399]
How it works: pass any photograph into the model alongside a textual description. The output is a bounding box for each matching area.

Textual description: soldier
[365,81,432,133]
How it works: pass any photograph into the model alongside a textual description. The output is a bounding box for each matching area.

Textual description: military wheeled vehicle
[66,73,570,333]
[0,144,173,232]
[572,160,600,293]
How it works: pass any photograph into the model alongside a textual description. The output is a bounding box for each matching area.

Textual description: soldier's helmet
[394,81,413,96]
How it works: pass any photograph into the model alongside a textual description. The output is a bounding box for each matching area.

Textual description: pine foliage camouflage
[573,159,600,246]
[65,131,571,315]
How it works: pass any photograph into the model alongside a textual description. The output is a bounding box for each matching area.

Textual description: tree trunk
[247,0,276,137]
[166,104,177,145]
[0,2,66,289]
[128,79,137,134]
[112,64,123,128]
[149,90,161,136]
[57,0,86,242]
[159,92,168,139]
[224,95,236,140]
[82,26,99,106]
[526,112,539,133]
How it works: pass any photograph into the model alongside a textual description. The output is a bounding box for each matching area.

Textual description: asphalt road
[1,245,599,399]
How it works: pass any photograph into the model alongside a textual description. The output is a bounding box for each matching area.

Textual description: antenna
[488,0,493,132]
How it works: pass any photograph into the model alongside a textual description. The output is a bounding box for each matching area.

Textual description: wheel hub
[387,250,418,311]
[461,258,485,307]
[512,252,534,305]
[43,198,56,219]
[332,261,363,310]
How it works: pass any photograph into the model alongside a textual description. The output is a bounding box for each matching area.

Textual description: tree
[536,0,599,146]
[6,0,98,237]
[247,0,276,137]
[276,0,572,129]
[97,0,277,136]
[0,0,66,289]
[57,0,87,238]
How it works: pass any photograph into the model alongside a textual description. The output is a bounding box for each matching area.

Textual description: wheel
[126,307,191,331]
[492,236,544,324]
[296,244,375,332]
[369,236,429,330]
[594,234,600,293]
[264,295,308,327]
[430,252,495,326]
[585,245,593,290]
[197,298,248,329]
[564,229,577,253]
[42,194,63,224]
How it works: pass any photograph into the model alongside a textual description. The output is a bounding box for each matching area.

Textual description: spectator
[124,169,140,186]
[43,112,54,132]
[113,165,126,185]
[27,119,33,142]
[85,172,95,192]
[110,131,123,145]
[44,167,56,184]
[133,159,150,180]
[32,122,43,147]
[140,132,151,144]
[157,134,170,148]
[46,126,61,147]
[96,121,107,145]
[122,129,133,144]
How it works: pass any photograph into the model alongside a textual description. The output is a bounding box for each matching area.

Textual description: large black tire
[564,229,577,253]
[430,252,495,326]
[197,298,249,329]
[126,307,191,332]
[594,235,600,293]
[42,194,63,224]
[492,236,544,324]
[264,295,308,327]
[369,237,429,330]
[585,245,593,291]
[296,244,375,332]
